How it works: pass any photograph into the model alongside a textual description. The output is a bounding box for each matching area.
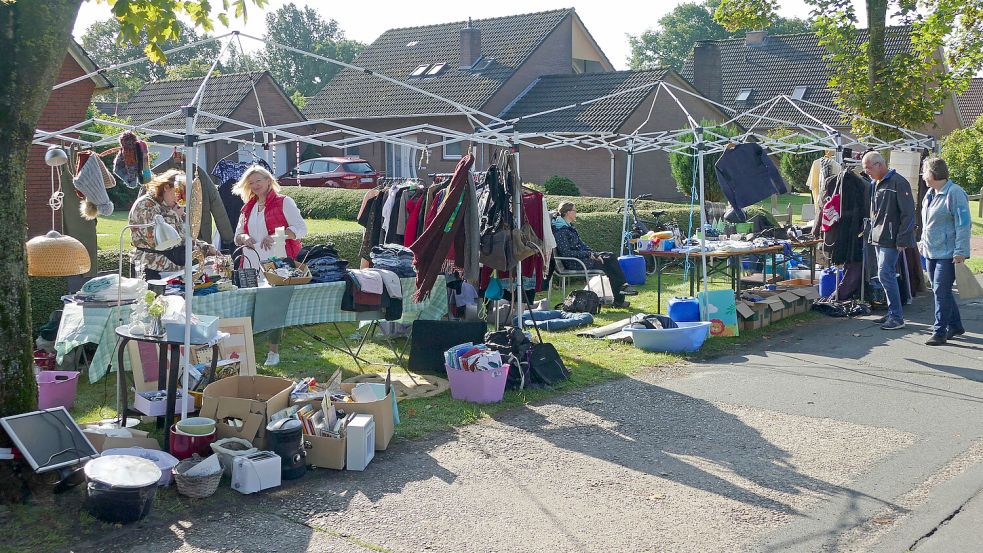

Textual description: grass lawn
[95,212,361,251]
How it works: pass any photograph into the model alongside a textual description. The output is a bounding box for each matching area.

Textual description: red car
[281,157,380,189]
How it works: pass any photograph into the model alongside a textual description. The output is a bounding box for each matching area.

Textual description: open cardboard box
[292,394,347,470]
[333,382,394,451]
[81,426,161,452]
[200,375,293,449]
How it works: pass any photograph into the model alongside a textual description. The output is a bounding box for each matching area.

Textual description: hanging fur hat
[75,155,114,219]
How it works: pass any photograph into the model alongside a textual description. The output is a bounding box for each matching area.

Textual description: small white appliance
[346,414,375,471]
[231,451,281,494]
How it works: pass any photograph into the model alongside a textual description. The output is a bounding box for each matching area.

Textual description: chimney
[692,43,722,103]
[460,18,481,69]
[745,30,768,47]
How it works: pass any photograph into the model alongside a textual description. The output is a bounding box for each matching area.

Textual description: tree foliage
[713,0,983,139]
[772,133,823,193]
[669,120,741,202]
[261,3,365,98]
[941,116,983,194]
[80,17,222,98]
[628,0,810,70]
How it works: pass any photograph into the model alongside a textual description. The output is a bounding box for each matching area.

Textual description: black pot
[83,455,160,524]
[266,418,307,480]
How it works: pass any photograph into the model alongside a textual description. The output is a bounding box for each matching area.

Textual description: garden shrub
[941,120,983,195]
[542,175,579,196]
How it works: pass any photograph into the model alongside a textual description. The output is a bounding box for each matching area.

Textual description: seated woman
[129,169,216,280]
[551,201,635,308]
[232,166,308,366]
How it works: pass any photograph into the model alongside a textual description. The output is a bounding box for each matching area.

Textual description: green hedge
[282,187,364,220]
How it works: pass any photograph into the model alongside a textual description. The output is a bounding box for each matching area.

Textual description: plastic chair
[548,254,611,305]
[800,203,816,222]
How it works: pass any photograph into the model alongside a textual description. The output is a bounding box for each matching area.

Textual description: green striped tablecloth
[56,276,447,383]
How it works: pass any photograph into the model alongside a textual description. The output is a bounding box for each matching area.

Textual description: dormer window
[791,86,808,100]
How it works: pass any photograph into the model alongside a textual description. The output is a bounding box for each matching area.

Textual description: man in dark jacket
[552,202,635,308]
[862,151,916,330]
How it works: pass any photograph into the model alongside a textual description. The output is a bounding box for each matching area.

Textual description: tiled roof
[502,69,670,133]
[120,72,267,132]
[303,9,573,120]
[956,77,983,126]
[680,27,913,128]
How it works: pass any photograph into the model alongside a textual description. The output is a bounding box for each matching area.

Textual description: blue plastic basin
[624,321,712,353]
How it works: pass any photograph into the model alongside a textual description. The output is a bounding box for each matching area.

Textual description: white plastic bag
[585,275,614,303]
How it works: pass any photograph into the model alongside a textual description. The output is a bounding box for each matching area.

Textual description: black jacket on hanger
[822,170,870,265]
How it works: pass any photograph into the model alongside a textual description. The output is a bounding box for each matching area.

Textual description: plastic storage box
[446,364,510,404]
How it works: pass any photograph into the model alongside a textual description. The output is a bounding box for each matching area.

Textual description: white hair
[862,151,886,167]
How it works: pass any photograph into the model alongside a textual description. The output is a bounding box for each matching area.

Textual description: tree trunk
[0,0,84,499]
[866,0,888,121]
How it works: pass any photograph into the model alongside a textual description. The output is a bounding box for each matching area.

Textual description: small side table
[114,326,220,452]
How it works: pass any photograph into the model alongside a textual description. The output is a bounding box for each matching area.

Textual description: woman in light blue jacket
[919,158,972,345]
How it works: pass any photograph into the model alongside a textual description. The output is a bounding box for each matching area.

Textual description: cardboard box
[81,426,161,452]
[200,375,293,448]
[736,301,764,331]
[304,434,346,470]
[133,390,195,417]
[333,383,394,451]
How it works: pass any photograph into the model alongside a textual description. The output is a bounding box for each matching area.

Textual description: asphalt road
[106,282,983,553]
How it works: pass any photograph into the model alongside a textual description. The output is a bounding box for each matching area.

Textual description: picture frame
[216,317,257,376]
[126,341,163,393]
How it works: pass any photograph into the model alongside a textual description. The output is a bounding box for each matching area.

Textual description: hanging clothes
[821,170,870,265]
[410,154,475,300]
[807,156,841,207]
[714,143,788,220]
[155,156,234,245]
[403,194,424,246]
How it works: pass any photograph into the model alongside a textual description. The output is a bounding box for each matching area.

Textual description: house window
[736,89,753,103]
[791,86,808,100]
[407,41,419,47]
[426,63,447,77]
[409,64,430,78]
[443,139,463,160]
[344,145,360,157]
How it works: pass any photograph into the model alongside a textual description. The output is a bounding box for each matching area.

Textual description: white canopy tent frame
[34,31,939,408]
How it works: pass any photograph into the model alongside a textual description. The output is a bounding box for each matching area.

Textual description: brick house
[120,71,307,176]
[680,28,965,138]
[303,9,725,199]
[27,41,113,238]
[955,77,983,127]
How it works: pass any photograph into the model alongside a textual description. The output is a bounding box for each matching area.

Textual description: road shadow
[495,358,899,518]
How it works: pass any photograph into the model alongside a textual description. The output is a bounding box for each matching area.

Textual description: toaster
[232,451,281,494]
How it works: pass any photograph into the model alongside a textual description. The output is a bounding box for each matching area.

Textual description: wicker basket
[172,454,222,499]
[263,259,312,286]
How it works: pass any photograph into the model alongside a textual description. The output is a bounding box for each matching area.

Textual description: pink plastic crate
[36,370,80,410]
[446,364,509,404]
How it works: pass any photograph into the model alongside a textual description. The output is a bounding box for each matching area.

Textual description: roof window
[409,64,430,78]
[736,89,753,103]
[407,41,419,47]
[426,63,447,76]
[470,57,494,71]
[791,86,808,100]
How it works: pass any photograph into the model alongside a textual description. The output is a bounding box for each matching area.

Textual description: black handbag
[556,289,601,315]
[231,246,259,289]
[528,342,569,385]
[484,326,532,390]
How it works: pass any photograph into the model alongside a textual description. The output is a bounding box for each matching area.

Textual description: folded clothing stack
[76,274,147,302]
[370,244,415,278]
[299,244,350,284]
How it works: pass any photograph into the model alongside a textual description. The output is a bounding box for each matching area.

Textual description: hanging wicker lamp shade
[26,230,91,276]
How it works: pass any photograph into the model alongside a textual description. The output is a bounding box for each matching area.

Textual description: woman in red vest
[233,166,308,366]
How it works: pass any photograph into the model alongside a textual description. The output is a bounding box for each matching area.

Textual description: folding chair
[547,254,611,305]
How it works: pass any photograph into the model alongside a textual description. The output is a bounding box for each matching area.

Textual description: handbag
[231,246,259,289]
[512,218,544,263]
[820,172,844,232]
[528,342,569,385]
[479,227,513,272]
[556,289,601,315]
[485,277,504,300]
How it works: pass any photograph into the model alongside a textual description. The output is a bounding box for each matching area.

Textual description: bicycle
[617,194,681,274]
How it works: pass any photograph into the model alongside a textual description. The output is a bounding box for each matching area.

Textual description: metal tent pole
[619,142,635,257]
[512,142,523,326]
[609,150,616,198]
[180,106,197,422]
[695,127,710,319]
